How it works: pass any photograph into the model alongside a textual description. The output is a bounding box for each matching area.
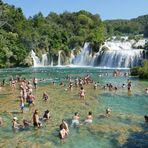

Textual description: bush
[131,60,148,79]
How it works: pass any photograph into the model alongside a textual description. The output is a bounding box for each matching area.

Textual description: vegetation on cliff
[131,60,148,79]
[0,0,148,68]
[0,1,105,68]
[105,15,148,37]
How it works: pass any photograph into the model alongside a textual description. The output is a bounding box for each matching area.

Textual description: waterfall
[31,38,147,68]
[42,54,48,66]
[51,58,53,66]
[99,49,143,68]
[99,40,144,68]
[103,41,132,50]
[72,43,93,66]
[31,50,42,67]
[31,50,48,67]
[58,50,62,66]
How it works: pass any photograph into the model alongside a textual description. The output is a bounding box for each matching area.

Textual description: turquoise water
[0,67,148,148]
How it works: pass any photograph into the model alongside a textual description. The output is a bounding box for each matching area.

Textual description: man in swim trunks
[71,112,80,128]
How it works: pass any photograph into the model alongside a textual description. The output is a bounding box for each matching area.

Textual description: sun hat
[13,117,18,120]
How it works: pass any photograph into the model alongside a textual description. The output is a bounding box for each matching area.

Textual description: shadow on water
[98,114,107,119]
[51,128,61,146]
[119,122,148,148]
[87,128,121,148]
[10,111,22,114]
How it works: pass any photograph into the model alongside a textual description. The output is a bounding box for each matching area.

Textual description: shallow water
[0,67,148,148]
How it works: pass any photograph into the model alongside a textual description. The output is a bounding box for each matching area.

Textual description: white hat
[13,117,18,120]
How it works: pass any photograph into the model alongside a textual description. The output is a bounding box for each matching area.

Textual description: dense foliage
[105,15,148,37]
[131,60,148,79]
[0,0,148,68]
[0,1,105,67]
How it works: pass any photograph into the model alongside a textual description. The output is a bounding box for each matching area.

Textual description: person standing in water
[79,87,85,99]
[43,110,51,120]
[106,107,112,118]
[2,79,5,86]
[71,112,80,128]
[12,117,21,130]
[0,117,3,126]
[33,77,38,89]
[59,124,68,144]
[20,96,25,113]
[94,82,97,90]
[60,119,69,134]
[84,111,93,124]
[42,92,49,102]
[32,109,42,128]
[127,81,132,92]
[145,88,148,94]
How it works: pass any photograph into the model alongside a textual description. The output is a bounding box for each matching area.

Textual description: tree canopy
[0,2,105,67]
[0,1,148,68]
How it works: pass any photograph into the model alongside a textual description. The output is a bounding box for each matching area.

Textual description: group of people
[59,111,94,143]
[10,108,94,144]
[12,109,51,130]
[0,71,148,145]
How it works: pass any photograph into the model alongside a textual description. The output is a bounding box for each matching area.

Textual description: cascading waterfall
[71,43,93,66]
[50,58,53,67]
[103,41,133,50]
[98,41,144,68]
[42,54,48,66]
[99,50,143,68]
[31,50,42,67]
[31,38,147,68]
[31,50,49,67]
[58,50,62,66]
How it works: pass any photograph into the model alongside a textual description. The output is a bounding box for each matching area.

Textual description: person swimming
[23,119,31,128]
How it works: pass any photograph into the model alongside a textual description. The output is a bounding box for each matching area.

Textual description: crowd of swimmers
[0,70,148,144]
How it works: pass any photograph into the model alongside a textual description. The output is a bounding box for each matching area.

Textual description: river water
[0,67,148,148]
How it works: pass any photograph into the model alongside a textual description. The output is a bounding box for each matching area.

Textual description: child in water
[42,92,49,101]
[43,110,51,120]
[106,107,112,118]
